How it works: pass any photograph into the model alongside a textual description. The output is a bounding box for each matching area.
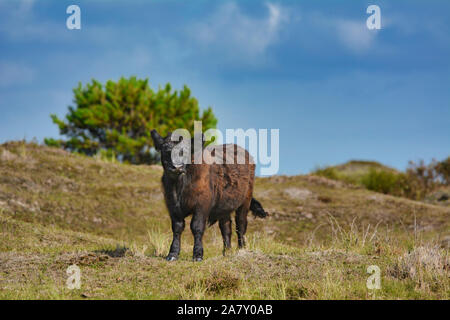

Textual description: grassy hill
[313,160,399,184]
[314,160,450,207]
[0,142,448,299]
[332,160,398,177]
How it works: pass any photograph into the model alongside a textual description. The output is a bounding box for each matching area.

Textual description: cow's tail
[250,198,268,218]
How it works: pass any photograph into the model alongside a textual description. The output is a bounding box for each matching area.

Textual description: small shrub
[361,169,401,195]
[313,166,340,181]
[434,157,450,185]
[186,271,240,294]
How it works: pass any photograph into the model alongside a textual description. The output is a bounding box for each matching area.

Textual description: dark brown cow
[151,130,267,261]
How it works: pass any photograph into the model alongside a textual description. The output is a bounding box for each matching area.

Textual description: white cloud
[335,19,377,53]
[0,61,35,87]
[190,2,289,61]
[0,0,35,16]
[385,13,450,47]
[17,0,34,15]
[303,11,379,55]
[0,0,60,41]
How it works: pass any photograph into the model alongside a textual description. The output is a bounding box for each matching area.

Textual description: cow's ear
[151,130,163,151]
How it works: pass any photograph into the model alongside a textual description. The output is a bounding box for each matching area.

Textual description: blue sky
[0,0,449,175]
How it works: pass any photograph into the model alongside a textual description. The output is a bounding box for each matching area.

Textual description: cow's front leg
[190,211,208,262]
[166,218,185,261]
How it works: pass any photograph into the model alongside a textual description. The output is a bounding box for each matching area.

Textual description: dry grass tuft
[187,270,240,294]
[0,149,17,162]
[390,245,449,280]
[283,188,313,200]
[146,227,171,257]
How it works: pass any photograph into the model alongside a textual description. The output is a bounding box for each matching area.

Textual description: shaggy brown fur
[151,130,267,261]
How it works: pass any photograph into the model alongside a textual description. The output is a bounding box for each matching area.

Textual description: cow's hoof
[166,255,178,262]
[192,257,203,262]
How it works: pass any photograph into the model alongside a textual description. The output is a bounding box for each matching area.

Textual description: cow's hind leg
[191,210,208,262]
[235,205,249,249]
[166,218,185,261]
[219,217,232,256]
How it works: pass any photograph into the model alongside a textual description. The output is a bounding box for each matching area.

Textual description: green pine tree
[45,77,217,164]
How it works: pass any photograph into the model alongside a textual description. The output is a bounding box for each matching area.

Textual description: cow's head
[151,130,186,177]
